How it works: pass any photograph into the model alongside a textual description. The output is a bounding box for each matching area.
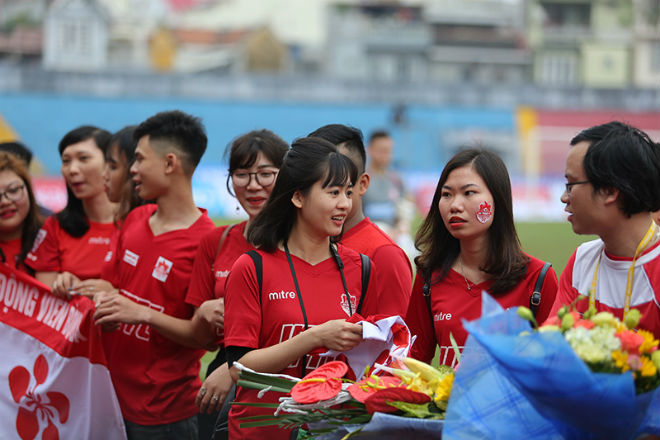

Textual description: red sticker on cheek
[476,201,492,223]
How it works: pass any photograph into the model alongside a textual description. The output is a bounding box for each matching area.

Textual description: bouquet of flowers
[234,357,453,439]
[443,293,660,440]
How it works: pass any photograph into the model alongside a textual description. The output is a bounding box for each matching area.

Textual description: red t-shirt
[185,221,251,345]
[341,217,412,317]
[0,238,23,271]
[102,204,215,425]
[25,216,116,280]
[406,256,558,367]
[224,244,379,440]
[551,239,660,339]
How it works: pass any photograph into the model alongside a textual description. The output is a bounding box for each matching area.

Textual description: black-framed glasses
[230,170,278,187]
[0,184,25,202]
[565,181,589,194]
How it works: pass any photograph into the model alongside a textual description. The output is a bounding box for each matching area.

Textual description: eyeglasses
[230,170,278,187]
[0,184,25,202]
[565,181,589,194]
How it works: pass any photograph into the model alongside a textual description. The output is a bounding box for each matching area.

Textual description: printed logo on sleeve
[123,249,139,267]
[152,257,173,282]
[104,251,113,262]
[30,229,47,253]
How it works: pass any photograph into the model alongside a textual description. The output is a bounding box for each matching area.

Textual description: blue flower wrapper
[443,292,660,440]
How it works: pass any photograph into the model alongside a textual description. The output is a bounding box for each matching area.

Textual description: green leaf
[238,370,296,391]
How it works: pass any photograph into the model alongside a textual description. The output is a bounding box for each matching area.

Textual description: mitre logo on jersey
[340,292,357,316]
[88,236,110,245]
[123,249,139,267]
[152,257,173,282]
[268,290,296,301]
[215,269,230,279]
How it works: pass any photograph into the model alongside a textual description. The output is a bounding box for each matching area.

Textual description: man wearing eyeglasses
[550,121,660,338]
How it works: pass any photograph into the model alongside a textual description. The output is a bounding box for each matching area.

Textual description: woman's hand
[311,319,363,352]
[51,272,81,298]
[93,290,150,326]
[196,298,225,330]
[196,362,234,414]
[70,279,115,299]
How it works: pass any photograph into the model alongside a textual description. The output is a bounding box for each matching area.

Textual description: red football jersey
[102,204,215,425]
[25,216,116,280]
[186,221,251,345]
[341,217,412,316]
[100,227,121,282]
[551,239,660,339]
[0,238,23,271]
[406,256,558,366]
[224,244,379,440]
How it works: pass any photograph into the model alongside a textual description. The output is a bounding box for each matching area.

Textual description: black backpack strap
[246,250,263,300]
[530,262,552,318]
[422,274,434,325]
[356,253,371,314]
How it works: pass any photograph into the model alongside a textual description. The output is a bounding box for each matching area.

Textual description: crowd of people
[1,111,659,440]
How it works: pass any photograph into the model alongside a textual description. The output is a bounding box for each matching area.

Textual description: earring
[236,204,240,212]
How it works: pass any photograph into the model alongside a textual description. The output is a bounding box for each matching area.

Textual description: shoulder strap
[530,262,552,318]
[356,253,371,314]
[215,223,237,258]
[246,250,263,300]
[422,274,434,325]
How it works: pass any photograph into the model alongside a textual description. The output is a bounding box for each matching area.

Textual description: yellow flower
[406,374,435,397]
[638,329,659,354]
[434,373,454,404]
[612,350,630,373]
[640,356,657,378]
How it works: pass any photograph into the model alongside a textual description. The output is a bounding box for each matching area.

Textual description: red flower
[364,387,430,414]
[575,319,595,330]
[347,375,403,403]
[290,361,348,404]
[616,330,645,355]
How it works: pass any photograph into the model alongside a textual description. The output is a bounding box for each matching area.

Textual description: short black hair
[0,141,33,166]
[134,110,207,174]
[308,124,366,172]
[571,121,660,216]
[368,130,390,144]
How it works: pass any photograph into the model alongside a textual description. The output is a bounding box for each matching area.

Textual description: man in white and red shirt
[94,111,215,439]
[309,124,413,316]
[551,121,660,338]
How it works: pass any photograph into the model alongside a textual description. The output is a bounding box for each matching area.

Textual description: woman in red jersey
[0,152,43,274]
[197,137,379,440]
[26,126,116,295]
[189,130,288,440]
[405,149,558,368]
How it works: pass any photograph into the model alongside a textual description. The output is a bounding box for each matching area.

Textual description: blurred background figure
[362,130,416,256]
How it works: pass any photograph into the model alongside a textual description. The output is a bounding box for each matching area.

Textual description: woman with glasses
[26,126,116,295]
[198,137,379,440]
[0,152,43,274]
[185,130,288,439]
[405,148,558,368]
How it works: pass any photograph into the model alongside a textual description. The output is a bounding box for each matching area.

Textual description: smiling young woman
[405,148,558,368]
[0,152,43,274]
[198,137,380,440]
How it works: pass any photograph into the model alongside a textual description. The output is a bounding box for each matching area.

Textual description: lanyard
[589,221,658,313]
[283,242,352,377]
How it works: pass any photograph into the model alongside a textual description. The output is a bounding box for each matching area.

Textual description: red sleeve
[534,265,558,323]
[404,272,436,364]
[549,250,579,317]
[25,217,61,272]
[370,244,413,317]
[224,252,262,349]
[100,228,120,283]
[185,228,221,307]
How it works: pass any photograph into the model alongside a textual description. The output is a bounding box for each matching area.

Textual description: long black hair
[247,137,357,252]
[415,148,528,295]
[56,126,111,237]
